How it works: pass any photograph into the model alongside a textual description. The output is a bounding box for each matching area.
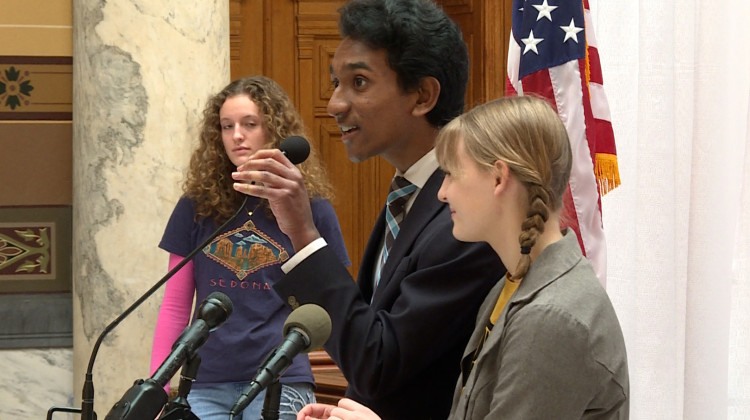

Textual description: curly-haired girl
[151,76,349,420]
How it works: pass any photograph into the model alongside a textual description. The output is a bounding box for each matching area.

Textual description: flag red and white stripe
[506,0,620,285]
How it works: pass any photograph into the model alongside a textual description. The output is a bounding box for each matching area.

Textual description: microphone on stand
[261,380,282,420]
[158,353,201,420]
[47,136,312,420]
[151,292,233,386]
[74,205,246,420]
[103,292,233,420]
[74,201,247,420]
[230,304,332,418]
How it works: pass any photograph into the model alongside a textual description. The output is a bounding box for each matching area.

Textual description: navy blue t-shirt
[159,195,350,386]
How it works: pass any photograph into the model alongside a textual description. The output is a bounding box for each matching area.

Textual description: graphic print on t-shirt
[203,220,289,280]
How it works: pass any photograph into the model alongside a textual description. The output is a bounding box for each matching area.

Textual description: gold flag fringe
[595,153,621,196]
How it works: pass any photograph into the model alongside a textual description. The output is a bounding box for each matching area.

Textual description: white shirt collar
[398,149,438,189]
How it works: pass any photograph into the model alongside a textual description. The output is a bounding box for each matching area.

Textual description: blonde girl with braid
[434,96,629,420]
[294,96,628,420]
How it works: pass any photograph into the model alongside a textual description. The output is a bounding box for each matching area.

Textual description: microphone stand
[47,196,249,420]
[261,380,282,420]
[158,355,201,420]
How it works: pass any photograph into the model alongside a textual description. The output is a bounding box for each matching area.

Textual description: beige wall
[0,0,73,56]
[0,122,72,206]
[0,0,73,206]
[0,3,75,420]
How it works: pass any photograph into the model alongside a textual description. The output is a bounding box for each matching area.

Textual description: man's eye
[331,79,339,88]
[354,76,366,87]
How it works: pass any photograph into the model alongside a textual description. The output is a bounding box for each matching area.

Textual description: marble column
[72,0,229,415]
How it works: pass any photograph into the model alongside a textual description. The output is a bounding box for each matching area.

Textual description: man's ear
[412,76,440,117]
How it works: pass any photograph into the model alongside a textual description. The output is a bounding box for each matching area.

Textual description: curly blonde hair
[436,96,572,281]
[184,76,334,223]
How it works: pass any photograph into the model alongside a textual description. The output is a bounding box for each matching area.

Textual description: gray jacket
[449,231,629,419]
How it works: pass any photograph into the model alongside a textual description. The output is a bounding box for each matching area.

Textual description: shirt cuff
[281,237,328,273]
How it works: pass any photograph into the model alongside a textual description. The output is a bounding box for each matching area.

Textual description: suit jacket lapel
[358,208,387,302]
[370,169,446,301]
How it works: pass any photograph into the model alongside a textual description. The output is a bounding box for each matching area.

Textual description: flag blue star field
[512,0,586,79]
[506,0,620,285]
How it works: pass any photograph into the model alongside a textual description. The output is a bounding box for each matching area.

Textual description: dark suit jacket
[275,169,504,419]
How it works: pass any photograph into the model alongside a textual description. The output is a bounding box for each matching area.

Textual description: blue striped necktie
[382,176,418,265]
[374,176,418,294]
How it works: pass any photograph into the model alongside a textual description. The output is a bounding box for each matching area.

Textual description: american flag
[505,0,620,285]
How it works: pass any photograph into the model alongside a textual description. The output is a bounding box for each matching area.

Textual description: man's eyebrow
[330,61,372,74]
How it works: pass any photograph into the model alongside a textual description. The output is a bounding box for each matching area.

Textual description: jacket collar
[462,230,583,361]
[509,229,582,305]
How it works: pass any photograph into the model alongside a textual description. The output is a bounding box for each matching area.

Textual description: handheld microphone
[229,304,332,418]
[246,135,310,216]
[279,135,310,165]
[103,292,233,420]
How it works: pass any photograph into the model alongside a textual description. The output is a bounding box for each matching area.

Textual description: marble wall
[71,0,229,416]
[0,349,74,420]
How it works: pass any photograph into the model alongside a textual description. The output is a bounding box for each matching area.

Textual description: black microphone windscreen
[197,291,233,330]
[279,136,310,165]
[282,304,331,352]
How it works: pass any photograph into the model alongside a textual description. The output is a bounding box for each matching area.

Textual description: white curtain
[590,0,750,418]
